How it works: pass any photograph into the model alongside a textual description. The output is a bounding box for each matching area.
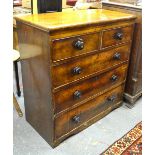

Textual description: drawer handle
[111,75,118,82]
[73,38,84,50]
[72,115,80,123]
[113,53,121,60]
[114,32,123,40]
[72,66,82,75]
[107,95,117,102]
[73,90,82,99]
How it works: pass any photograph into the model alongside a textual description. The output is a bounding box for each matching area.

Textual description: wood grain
[51,31,100,61]
[102,25,133,48]
[54,64,128,114]
[52,44,131,88]
[15,9,136,32]
[102,2,142,104]
[54,84,124,139]
[17,22,54,146]
[16,9,136,147]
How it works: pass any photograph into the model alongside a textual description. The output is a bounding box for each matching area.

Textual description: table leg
[14,61,21,97]
[13,94,23,117]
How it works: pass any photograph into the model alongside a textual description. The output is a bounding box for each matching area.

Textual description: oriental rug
[101,122,142,155]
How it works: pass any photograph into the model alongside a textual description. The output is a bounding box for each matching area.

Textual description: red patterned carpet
[101,122,142,155]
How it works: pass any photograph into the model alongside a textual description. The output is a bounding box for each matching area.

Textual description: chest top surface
[15,9,136,32]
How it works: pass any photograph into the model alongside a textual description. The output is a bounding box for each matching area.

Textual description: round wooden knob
[72,66,82,75]
[72,115,80,123]
[73,90,82,99]
[73,38,84,50]
[114,32,123,40]
[113,53,121,60]
[107,95,117,102]
[111,75,118,82]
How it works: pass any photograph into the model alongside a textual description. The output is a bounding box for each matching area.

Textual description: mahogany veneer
[102,2,142,105]
[15,9,136,147]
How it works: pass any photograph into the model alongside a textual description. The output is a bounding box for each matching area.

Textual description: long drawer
[102,26,133,48]
[54,84,124,139]
[51,32,100,62]
[54,64,128,114]
[52,44,130,88]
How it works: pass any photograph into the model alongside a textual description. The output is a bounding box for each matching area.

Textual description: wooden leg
[13,94,23,117]
[14,61,21,97]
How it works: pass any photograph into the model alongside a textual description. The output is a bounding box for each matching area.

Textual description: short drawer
[51,32,100,62]
[54,84,124,139]
[52,44,130,88]
[102,26,133,48]
[54,64,128,114]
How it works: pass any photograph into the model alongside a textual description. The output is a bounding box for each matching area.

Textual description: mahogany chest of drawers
[16,9,136,147]
[102,2,142,105]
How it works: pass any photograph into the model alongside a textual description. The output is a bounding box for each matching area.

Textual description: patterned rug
[101,122,142,155]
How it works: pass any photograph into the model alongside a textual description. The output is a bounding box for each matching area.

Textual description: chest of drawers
[16,9,136,147]
[102,1,142,105]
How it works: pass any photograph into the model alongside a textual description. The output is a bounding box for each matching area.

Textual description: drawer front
[54,84,124,139]
[52,44,130,88]
[54,64,128,114]
[102,26,133,48]
[51,32,100,62]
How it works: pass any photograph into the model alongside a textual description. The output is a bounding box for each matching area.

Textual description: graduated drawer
[51,32,100,62]
[52,44,130,88]
[54,64,128,114]
[102,26,133,48]
[54,84,124,139]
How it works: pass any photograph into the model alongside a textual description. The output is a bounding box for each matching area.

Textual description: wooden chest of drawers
[102,2,142,105]
[16,9,136,147]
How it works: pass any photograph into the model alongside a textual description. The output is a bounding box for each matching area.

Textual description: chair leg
[14,61,21,97]
[13,94,23,117]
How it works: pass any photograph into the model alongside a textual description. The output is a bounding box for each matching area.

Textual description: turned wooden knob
[113,53,121,60]
[114,32,123,40]
[107,95,117,102]
[73,90,82,99]
[72,115,80,123]
[111,75,118,82]
[72,66,82,75]
[73,38,84,50]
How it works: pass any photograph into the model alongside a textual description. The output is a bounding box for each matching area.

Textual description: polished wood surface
[102,2,142,104]
[52,44,131,88]
[51,32,100,61]
[54,64,128,114]
[102,25,133,48]
[55,84,124,139]
[15,9,136,31]
[16,9,136,147]
[17,22,54,146]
